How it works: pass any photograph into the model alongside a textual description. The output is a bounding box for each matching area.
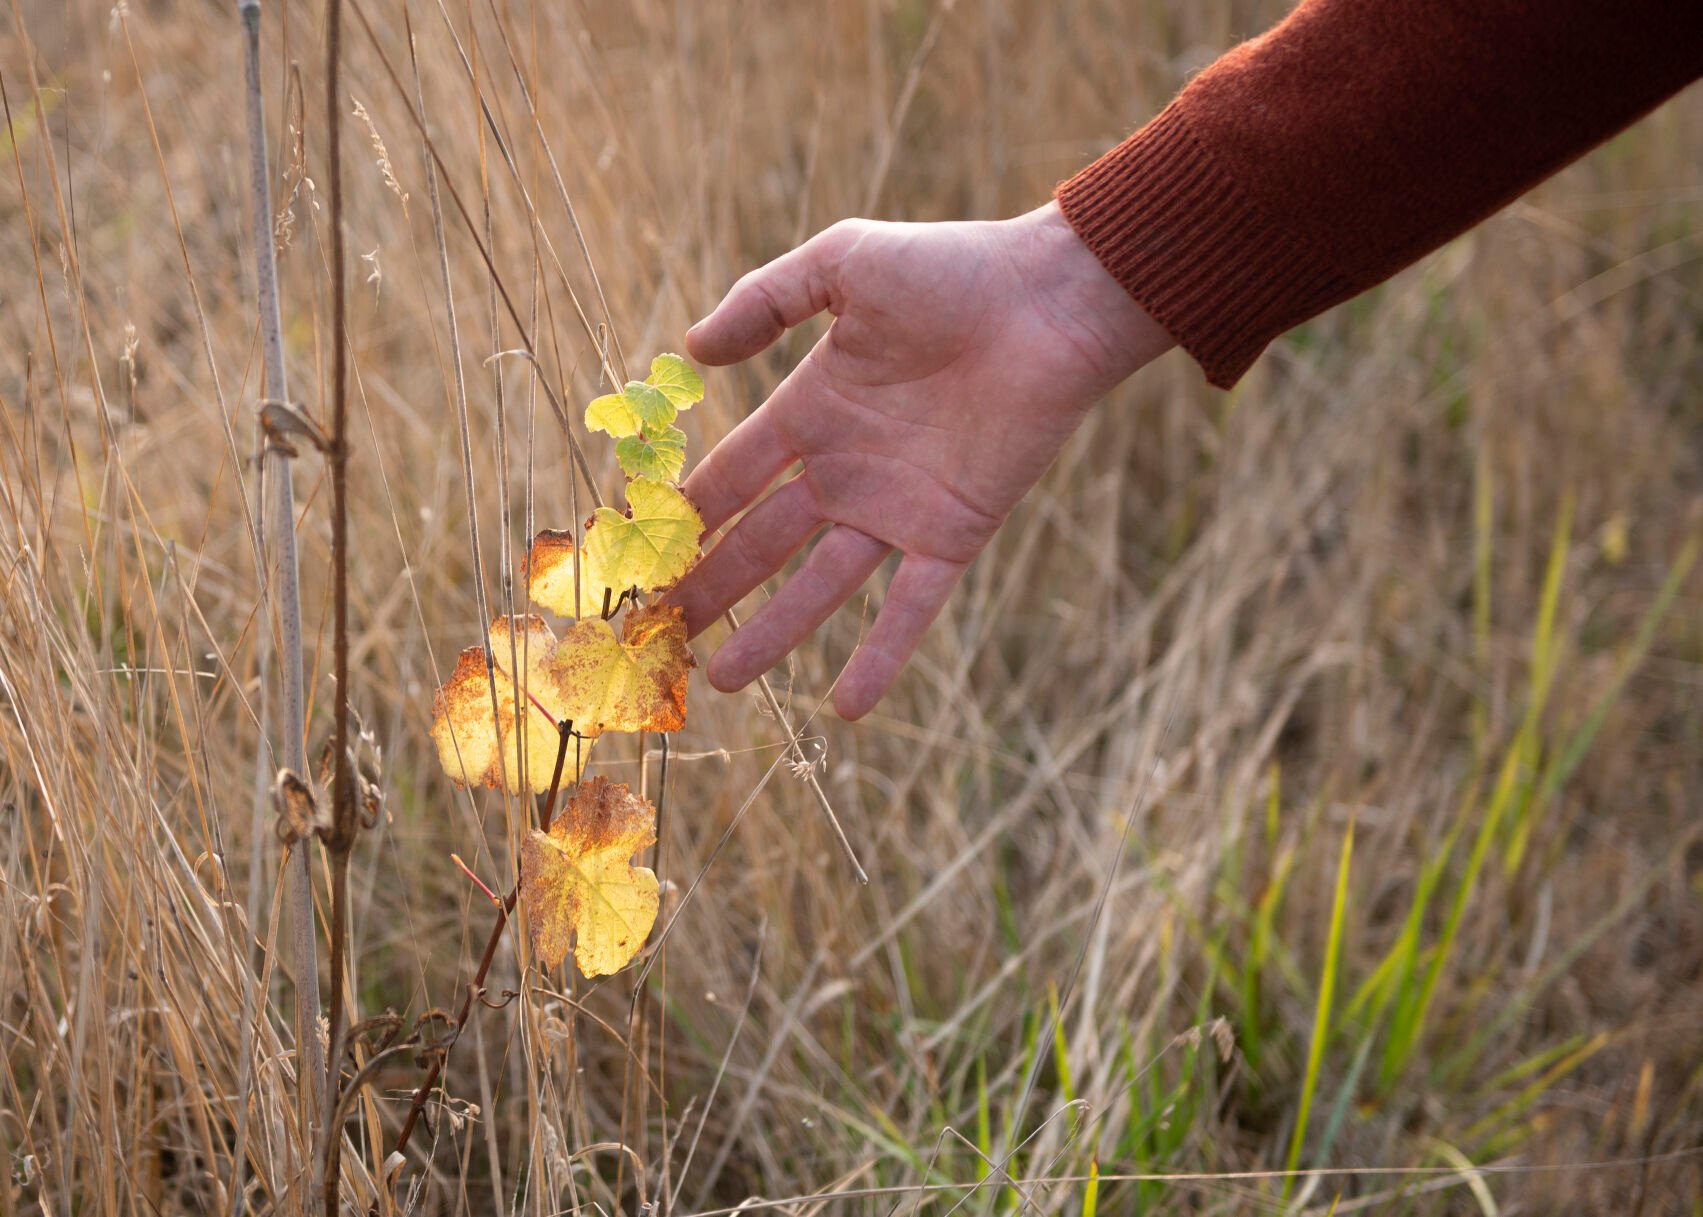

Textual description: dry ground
[2,1,1701,1213]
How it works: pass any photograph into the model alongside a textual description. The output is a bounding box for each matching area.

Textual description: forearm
[1058,0,1703,388]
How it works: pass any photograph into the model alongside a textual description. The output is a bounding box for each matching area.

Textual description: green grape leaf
[645,353,705,409]
[585,380,676,438]
[623,381,676,430]
[583,356,700,437]
[582,477,703,598]
[616,425,688,482]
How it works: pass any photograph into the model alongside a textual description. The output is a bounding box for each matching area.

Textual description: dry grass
[3,2,1702,1214]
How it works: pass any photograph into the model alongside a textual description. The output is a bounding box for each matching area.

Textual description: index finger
[681,401,795,536]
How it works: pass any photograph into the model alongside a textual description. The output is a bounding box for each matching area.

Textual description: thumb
[686,219,864,366]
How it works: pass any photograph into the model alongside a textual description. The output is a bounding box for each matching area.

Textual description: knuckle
[748,276,790,336]
[726,518,770,571]
[790,563,834,605]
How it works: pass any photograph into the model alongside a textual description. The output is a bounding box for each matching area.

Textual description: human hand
[668,200,1174,719]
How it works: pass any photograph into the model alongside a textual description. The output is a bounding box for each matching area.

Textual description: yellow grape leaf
[583,477,704,599]
[645,353,704,409]
[520,777,659,976]
[616,424,687,483]
[430,616,585,793]
[524,524,637,622]
[547,604,693,736]
[585,381,675,439]
[584,391,640,439]
[525,528,601,619]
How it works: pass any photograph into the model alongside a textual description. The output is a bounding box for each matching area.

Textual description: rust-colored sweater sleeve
[1055,0,1703,388]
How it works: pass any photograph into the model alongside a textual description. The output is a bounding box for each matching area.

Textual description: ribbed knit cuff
[1056,103,1352,389]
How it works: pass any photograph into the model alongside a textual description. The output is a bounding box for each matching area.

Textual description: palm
[773,228,1088,560]
[668,206,1169,718]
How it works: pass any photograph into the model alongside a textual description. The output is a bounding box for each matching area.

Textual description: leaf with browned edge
[524,481,704,620]
[429,616,586,792]
[520,777,659,976]
[525,528,597,619]
[547,604,693,736]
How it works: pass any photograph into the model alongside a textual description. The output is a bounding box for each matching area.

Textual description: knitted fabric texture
[1057,0,1703,387]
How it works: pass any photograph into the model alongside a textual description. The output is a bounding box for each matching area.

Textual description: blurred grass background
[2,1,1701,1213]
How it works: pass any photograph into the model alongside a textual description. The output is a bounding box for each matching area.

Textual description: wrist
[1009,200,1176,390]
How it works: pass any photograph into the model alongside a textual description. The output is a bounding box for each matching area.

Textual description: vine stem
[321,0,355,1208]
[234,0,326,1174]
[392,723,575,1162]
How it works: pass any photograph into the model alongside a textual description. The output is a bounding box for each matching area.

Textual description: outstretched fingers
[678,218,957,717]
[685,220,863,367]
[705,526,892,694]
[832,555,967,721]
[668,476,822,637]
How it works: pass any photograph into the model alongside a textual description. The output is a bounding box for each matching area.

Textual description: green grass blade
[1284,818,1354,1195]
[1502,497,1574,873]
[1460,1031,1608,1145]
[1472,444,1493,755]
[1048,982,1075,1104]
[1313,1027,1377,1172]
[1382,741,1523,1087]
[1240,842,1295,1070]
[1510,535,1699,873]
[975,1056,992,1184]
